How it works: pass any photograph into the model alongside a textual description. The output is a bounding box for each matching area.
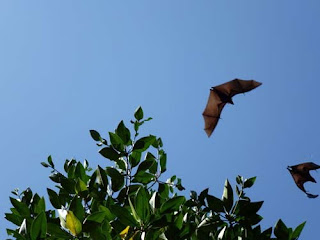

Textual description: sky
[1,0,320,238]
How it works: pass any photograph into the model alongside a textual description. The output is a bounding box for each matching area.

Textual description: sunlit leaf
[65,211,82,236]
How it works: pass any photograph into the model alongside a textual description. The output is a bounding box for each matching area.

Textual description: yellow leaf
[120,226,130,239]
[66,210,82,236]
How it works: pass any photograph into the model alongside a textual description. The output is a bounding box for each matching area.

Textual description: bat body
[202,79,262,137]
[287,162,320,198]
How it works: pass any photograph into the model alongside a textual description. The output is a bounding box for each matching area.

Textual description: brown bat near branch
[202,79,262,137]
[287,162,320,198]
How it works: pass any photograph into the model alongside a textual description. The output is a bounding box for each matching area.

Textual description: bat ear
[287,166,292,171]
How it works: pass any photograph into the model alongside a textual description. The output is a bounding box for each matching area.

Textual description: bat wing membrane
[214,79,262,98]
[288,162,320,198]
[202,90,226,137]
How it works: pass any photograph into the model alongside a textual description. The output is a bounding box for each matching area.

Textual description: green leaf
[292,221,306,239]
[207,195,224,212]
[129,151,141,167]
[274,219,290,239]
[47,155,54,168]
[49,172,65,183]
[137,159,156,173]
[159,150,167,173]
[30,212,47,240]
[174,212,184,230]
[243,177,257,188]
[99,146,120,161]
[236,175,243,185]
[116,158,127,171]
[135,187,150,223]
[198,188,209,205]
[75,162,89,182]
[133,135,156,152]
[47,222,71,238]
[21,188,33,204]
[115,120,131,145]
[90,130,101,141]
[75,178,88,194]
[134,106,144,121]
[176,178,185,191]
[41,162,50,168]
[106,167,124,192]
[261,227,272,238]
[5,213,23,226]
[234,200,264,217]
[132,171,155,184]
[34,197,46,214]
[109,132,124,152]
[86,207,115,223]
[60,178,76,193]
[47,188,61,209]
[129,197,142,225]
[85,211,108,223]
[160,196,185,214]
[222,179,233,212]
[158,183,169,199]
[70,197,85,222]
[96,165,109,190]
[109,204,138,226]
[10,197,30,218]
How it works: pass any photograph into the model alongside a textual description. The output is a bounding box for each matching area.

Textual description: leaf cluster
[5,107,305,239]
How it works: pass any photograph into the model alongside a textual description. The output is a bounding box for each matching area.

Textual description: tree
[5,107,305,239]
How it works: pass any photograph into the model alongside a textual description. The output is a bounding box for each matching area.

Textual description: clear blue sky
[1,1,320,238]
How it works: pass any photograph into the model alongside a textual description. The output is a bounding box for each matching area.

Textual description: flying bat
[287,162,320,198]
[202,79,262,137]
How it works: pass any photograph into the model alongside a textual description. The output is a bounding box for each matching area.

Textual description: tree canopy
[5,107,305,239]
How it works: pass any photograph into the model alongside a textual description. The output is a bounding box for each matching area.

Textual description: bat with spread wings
[287,162,320,198]
[202,79,262,137]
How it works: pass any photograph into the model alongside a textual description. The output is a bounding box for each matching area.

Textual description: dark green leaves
[115,120,131,145]
[159,150,167,173]
[106,167,124,192]
[109,205,138,226]
[292,221,306,239]
[222,179,233,212]
[10,197,30,218]
[99,147,120,161]
[135,187,150,223]
[274,219,290,239]
[244,177,256,188]
[47,188,60,208]
[133,135,156,152]
[160,196,185,214]
[207,195,224,212]
[30,212,47,240]
[90,130,101,141]
[5,107,307,240]
[134,106,144,121]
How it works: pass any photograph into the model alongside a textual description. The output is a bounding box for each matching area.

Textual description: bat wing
[202,89,226,137]
[295,162,320,172]
[288,168,319,198]
[214,79,262,98]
